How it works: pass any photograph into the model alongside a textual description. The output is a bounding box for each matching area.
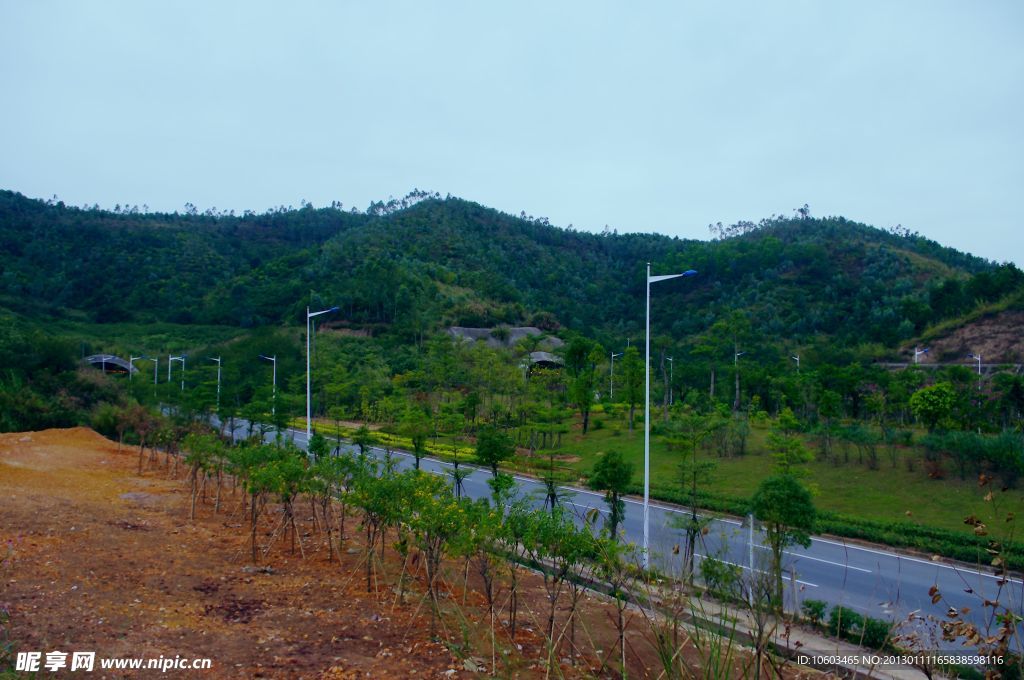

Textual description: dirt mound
[926,309,1024,363]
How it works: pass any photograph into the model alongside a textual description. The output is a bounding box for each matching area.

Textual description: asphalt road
[219,418,1023,649]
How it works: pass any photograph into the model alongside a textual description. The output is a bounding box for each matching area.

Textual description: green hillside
[2,189,1018,351]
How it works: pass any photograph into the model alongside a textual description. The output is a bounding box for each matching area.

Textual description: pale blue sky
[1,1,1021,263]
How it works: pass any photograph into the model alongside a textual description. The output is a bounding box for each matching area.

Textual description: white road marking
[693,553,818,588]
[750,545,872,573]
[810,536,1022,584]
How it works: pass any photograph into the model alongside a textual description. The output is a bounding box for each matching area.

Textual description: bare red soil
[0,428,822,679]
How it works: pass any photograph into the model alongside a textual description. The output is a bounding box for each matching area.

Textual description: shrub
[699,555,742,599]
[861,617,892,650]
[828,606,863,638]
[801,599,827,626]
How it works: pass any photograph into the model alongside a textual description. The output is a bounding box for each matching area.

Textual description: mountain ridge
[1,189,1020,358]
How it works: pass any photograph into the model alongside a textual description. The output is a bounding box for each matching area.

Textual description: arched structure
[83,354,138,375]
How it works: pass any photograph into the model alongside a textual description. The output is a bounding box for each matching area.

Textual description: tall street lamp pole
[913,346,929,365]
[129,355,146,382]
[610,351,623,400]
[644,263,697,569]
[968,353,982,390]
[169,355,186,392]
[306,306,339,443]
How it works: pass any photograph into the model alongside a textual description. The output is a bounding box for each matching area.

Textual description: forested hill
[1,189,1020,352]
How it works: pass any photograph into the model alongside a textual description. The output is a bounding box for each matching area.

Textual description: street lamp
[169,355,186,392]
[129,355,146,382]
[644,263,697,569]
[913,346,929,365]
[306,306,339,443]
[610,351,623,400]
[259,355,277,416]
[968,353,982,390]
[208,357,222,410]
[791,354,800,373]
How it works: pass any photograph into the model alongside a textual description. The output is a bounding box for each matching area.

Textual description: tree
[692,317,733,402]
[475,425,514,477]
[751,474,816,607]
[569,350,600,435]
[307,431,329,462]
[665,410,722,581]
[183,433,216,521]
[587,450,634,540]
[620,346,643,432]
[910,382,956,432]
[768,407,812,476]
[128,404,157,474]
[308,455,346,560]
[815,389,842,461]
[487,471,516,507]
[406,472,465,637]
[351,425,376,459]
[520,507,597,669]
[722,312,752,412]
[400,405,432,469]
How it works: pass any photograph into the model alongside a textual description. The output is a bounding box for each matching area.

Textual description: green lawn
[306,408,1022,542]
[527,410,1024,539]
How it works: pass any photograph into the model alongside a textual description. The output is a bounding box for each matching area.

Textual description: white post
[129,356,141,381]
[153,357,158,385]
[610,351,622,400]
[304,306,337,447]
[641,265,696,569]
[610,351,614,400]
[969,353,982,390]
[306,306,312,443]
[644,263,651,569]
[168,356,185,391]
